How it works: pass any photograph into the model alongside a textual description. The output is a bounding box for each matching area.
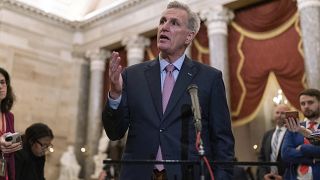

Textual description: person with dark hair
[282,88,320,180]
[102,1,234,180]
[15,123,54,180]
[0,67,22,180]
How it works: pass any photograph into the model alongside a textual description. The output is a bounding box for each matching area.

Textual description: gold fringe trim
[295,16,304,59]
[194,39,209,63]
[231,34,246,117]
[302,74,308,89]
[294,13,308,89]
[230,12,298,40]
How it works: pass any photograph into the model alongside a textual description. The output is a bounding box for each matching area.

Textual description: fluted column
[297,0,320,89]
[84,49,110,179]
[122,35,150,66]
[200,5,234,105]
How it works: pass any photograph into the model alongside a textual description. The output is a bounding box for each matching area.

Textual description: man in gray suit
[102,1,234,179]
[256,104,290,180]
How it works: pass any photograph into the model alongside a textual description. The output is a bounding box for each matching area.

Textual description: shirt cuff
[108,92,121,109]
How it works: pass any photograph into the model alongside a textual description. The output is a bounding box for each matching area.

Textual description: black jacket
[15,146,45,180]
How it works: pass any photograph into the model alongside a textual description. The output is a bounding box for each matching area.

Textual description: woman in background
[15,123,54,180]
[0,67,22,180]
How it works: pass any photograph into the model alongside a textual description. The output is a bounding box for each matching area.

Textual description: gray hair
[167,1,201,34]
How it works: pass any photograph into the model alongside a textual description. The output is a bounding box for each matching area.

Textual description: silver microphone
[187,84,202,133]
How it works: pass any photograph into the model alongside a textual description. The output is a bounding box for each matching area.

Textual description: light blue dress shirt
[108,54,186,109]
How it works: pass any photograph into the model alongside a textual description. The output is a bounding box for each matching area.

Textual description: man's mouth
[159,34,170,40]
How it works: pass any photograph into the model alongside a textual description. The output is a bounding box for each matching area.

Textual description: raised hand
[285,117,301,132]
[109,51,123,99]
[285,117,312,137]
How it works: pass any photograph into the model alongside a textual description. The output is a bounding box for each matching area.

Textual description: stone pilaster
[297,0,320,89]
[200,5,234,105]
[84,49,110,179]
[122,35,150,66]
[185,45,192,57]
[72,56,89,178]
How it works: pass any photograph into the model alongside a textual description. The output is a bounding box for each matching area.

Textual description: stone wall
[0,3,86,179]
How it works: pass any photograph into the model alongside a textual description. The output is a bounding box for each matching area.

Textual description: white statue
[58,145,80,180]
[91,130,110,179]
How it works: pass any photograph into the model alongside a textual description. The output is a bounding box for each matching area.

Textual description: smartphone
[285,111,299,119]
[5,132,22,143]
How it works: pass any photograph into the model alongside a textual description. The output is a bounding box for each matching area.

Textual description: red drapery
[229,0,306,125]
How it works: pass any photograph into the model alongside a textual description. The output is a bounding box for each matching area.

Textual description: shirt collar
[304,117,320,127]
[276,126,286,131]
[159,54,185,72]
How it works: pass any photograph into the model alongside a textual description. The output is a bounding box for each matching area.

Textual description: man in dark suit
[102,1,234,180]
[256,104,290,180]
[281,88,320,180]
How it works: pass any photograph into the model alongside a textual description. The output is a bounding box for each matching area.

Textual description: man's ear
[185,31,196,45]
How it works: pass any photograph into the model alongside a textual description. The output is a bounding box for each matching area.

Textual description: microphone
[187,84,202,133]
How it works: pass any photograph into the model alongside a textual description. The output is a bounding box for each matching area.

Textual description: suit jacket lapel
[145,59,163,119]
[163,57,198,119]
[263,130,273,161]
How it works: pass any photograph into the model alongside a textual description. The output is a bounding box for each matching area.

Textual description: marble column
[200,5,234,104]
[185,45,192,58]
[122,35,150,66]
[73,55,89,179]
[297,0,320,89]
[84,49,110,179]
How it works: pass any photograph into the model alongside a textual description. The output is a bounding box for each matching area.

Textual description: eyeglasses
[36,140,53,150]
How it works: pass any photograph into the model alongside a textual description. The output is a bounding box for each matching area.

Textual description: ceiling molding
[0,0,76,29]
[0,0,150,30]
[78,0,149,28]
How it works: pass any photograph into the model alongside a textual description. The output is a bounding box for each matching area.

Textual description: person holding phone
[281,88,320,180]
[15,123,54,180]
[0,67,22,180]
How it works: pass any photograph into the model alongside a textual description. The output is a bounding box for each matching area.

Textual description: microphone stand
[195,118,205,180]
[188,84,214,180]
[188,84,205,180]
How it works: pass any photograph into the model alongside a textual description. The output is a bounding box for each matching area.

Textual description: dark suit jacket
[102,56,235,180]
[15,147,45,180]
[281,121,320,180]
[256,128,287,180]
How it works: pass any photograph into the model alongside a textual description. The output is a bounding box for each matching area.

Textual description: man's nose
[302,104,309,110]
[161,22,170,31]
